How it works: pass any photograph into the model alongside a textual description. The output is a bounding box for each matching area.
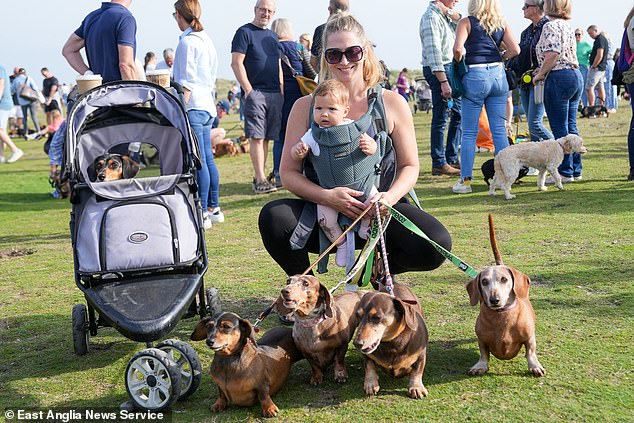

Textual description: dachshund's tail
[488,214,503,266]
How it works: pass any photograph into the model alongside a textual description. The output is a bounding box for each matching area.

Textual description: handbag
[281,54,317,96]
[448,58,468,98]
[19,77,39,102]
[487,32,518,90]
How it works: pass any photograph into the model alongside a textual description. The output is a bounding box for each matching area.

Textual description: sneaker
[545,175,574,184]
[202,213,212,230]
[0,156,6,164]
[26,132,38,140]
[207,208,225,223]
[574,175,583,181]
[475,146,491,153]
[432,164,461,176]
[253,180,277,194]
[7,149,24,163]
[452,178,472,194]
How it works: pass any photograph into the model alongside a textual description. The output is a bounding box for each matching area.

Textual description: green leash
[341,201,479,288]
[379,200,479,278]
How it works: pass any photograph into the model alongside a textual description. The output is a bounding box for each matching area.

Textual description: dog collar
[493,300,517,312]
[294,312,326,328]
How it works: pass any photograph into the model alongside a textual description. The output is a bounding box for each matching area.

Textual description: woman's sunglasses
[324,46,364,64]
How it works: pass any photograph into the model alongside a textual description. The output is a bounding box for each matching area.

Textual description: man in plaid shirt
[420,0,462,176]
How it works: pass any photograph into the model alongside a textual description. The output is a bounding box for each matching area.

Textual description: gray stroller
[65,81,219,411]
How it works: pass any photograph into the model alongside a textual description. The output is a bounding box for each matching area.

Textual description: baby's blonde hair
[313,79,349,106]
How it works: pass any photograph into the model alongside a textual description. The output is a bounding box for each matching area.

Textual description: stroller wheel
[72,304,89,355]
[125,348,182,411]
[205,287,222,318]
[156,339,202,401]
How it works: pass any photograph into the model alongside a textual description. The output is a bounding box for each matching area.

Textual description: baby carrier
[291,84,412,272]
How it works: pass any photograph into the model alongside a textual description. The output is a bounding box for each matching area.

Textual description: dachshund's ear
[239,318,258,346]
[190,317,213,341]
[466,275,481,306]
[393,298,418,331]
[121,155,140,179]
[508,266,531,299]
[319,282,334,319]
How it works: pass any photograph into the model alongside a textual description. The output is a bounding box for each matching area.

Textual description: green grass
[1,99,633,422]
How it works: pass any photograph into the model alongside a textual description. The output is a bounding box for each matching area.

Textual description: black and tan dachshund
[94,153,140,182]
[191,312,302,418]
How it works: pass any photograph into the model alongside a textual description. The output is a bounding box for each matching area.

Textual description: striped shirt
[420,2,457,72]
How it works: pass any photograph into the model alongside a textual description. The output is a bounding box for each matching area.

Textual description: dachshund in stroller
[94,153,140,182]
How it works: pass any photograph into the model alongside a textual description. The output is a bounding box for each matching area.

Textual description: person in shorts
[585,25,609,107]
[41,67,61,126]
[0,65,24,163]
[231,0,283,194]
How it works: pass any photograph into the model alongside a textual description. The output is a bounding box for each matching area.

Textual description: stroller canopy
[65,81,200,199]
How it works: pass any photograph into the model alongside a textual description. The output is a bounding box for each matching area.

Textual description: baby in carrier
[291,79,378,267]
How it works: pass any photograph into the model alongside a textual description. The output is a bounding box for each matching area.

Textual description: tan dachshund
[279,275,362,385]
[465,215,545,376]
[353,283,429,399]
[191,312,302,418]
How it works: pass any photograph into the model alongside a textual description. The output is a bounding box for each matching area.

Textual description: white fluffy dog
[489,134,587,200]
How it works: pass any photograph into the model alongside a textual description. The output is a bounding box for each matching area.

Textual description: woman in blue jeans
[10,69,40,139]
[534,0,583,182]
[172,0,222,229]
[510,0,553,142]
[452,0,520,194]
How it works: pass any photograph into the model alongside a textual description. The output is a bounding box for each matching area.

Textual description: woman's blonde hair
[468,0,505,34]
[299,33,312,49]
[319,13,382,87]
[625,6,634,28]
[543,0,572,20]
[174,0,204,32]
[271,18,294,41]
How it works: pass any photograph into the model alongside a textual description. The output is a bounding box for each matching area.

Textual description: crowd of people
[1,0,633,283]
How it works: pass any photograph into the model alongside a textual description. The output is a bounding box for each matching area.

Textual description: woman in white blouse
[173,0,223,228]
[533,0,583,182]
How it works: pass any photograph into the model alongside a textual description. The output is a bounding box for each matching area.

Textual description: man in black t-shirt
[586,25,609,106]
[310,0,349,74]
[41,68,60,125]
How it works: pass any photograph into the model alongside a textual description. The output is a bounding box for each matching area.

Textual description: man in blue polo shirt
[62,0,137,82]
[231,0,283,194]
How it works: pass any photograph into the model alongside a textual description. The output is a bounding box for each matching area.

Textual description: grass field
[0,97,633,422]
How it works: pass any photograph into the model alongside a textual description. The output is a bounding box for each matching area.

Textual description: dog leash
[252,203,375,329]
[377,200,479,278]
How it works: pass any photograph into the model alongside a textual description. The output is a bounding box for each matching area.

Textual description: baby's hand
[359,133,377,155]
[291,142,310,160]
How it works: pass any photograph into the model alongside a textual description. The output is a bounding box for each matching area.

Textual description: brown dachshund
[353,283,429,399]
[94,153,140,182]
[465,215,545,376]
[190,312,302,418]
[279,275,362,385]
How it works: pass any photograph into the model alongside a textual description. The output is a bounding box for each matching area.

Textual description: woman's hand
[324,187,367,220]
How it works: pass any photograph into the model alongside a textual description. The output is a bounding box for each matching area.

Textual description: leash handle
[374,202,394,296]
[301,202,374,276]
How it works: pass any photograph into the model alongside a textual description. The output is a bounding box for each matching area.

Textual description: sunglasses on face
[575,33,582,36]
[522,3,537,9]
[324,46,364,64]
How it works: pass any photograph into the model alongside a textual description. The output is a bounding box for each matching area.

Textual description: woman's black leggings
[258,198,452,276]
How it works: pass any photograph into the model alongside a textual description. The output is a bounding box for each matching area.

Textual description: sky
[2,0,632,86]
